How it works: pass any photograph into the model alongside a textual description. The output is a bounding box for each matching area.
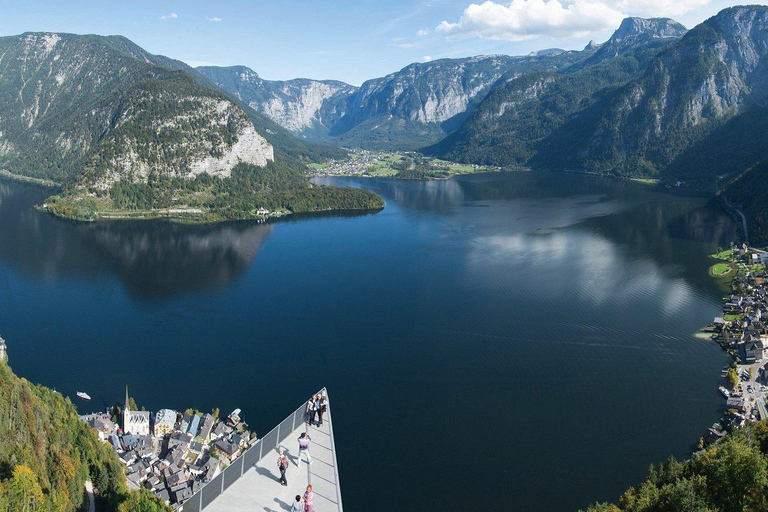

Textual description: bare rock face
[0,32,274,188]
[198,51,587,149]
[188,117,274,179]
[85,93,274,190]
[569,6,768,174]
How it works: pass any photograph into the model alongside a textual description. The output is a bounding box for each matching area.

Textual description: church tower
[123,385,130,432]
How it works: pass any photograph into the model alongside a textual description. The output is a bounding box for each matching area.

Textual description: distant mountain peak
[610,17,687,43]
[528,48,566,57]
[584,40,602,51]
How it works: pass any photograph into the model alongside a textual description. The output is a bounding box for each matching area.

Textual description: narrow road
[722,194,749,245]
[758,397,767,421]
[85,480,95,512]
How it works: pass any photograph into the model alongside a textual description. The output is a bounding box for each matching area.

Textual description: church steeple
[123,385,130,432]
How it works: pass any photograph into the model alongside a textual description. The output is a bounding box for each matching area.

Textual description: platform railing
[180,388,326,512]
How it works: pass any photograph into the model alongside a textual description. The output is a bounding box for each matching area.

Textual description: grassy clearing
[724,314,743,322]
[712,249,735,260]
[711,263,733,276]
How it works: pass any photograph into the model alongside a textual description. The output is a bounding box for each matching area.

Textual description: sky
[0,0,764,85]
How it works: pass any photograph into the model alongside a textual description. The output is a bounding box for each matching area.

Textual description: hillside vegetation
[724,159,768,246]
[0,32,378,221]
[0,360,168,511]
[581,421,768,512]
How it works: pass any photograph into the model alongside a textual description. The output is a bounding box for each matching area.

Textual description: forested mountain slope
[428,17,687,168]
[0,359,168,511]
[536,6,768,181]
[0,32,379,221]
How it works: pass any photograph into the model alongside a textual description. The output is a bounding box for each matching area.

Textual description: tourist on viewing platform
[278,449,289,486]
[291,495,303,512]
[303,485,314,512]
[306,395,317,426]
[316,394,327,426]
[297,432,312,467]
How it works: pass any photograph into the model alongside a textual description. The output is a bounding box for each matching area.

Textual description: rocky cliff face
[559,6,768,176]
[586,17,687,63]
[201,51,587,149]
[82,83,273,190]
[0,32,273,187]
[197,66,355,138]
[431,7,768,184]
[428,16,685,166]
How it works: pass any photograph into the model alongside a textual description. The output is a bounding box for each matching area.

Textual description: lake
[0,172,734,511]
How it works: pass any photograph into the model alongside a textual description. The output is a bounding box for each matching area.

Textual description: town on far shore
[703,243,768,445]
[308,149,503,180]
[79,386,255,509]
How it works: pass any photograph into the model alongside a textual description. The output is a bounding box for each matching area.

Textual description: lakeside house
[154,409,177,436]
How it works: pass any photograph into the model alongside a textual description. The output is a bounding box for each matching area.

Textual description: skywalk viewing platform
[182,389,342,512]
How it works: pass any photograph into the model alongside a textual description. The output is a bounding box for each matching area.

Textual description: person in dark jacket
[277,449,289,486]
[316,394,327,426]
[306,396,317,426]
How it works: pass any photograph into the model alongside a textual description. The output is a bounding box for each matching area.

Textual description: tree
[117,488,170,512]
[211,408,220,419]
[728,368,740,390]
[695,435,768,512]
[6,465,44,512]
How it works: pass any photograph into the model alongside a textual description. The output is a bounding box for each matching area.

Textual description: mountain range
[200,5,768,191]
[3,6,768,227]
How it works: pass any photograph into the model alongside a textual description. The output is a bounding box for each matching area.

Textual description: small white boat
[76,391,91,401]
[719,386,730,398]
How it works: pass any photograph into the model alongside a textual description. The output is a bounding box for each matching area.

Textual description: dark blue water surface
[0,173,734,511]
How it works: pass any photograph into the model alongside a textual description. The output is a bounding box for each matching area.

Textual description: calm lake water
[0,173,734,511]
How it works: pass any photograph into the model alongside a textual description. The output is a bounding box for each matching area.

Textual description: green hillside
[580,421,768,512]
[0,359,168,511]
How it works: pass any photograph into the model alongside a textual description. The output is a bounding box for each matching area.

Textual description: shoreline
[0,169,60,188]
[700,244,767,443]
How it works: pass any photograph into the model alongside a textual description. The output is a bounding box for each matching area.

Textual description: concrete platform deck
[205,400,342,512]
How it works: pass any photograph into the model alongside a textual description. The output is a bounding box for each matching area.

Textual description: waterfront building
[154,409,178,437]
[123,386,151,436]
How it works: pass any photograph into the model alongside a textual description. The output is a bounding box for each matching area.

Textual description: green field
[711,262,732,276]
[712,249,735,260]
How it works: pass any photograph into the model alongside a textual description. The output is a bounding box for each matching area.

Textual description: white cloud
[437,0,624,41]
[437,0,710,41]
[159,12,178,20]
[207,16,223,22]
[387,42,416,48]
[417,28,431,36]
[423,55,433,61]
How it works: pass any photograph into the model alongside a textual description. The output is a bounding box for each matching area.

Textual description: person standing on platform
[277,449,289,486]
[316,394,327,427]
[306,395,317,426]
[303,485,314,512]
[297,432,312,467]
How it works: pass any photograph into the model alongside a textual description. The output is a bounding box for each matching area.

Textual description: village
[308,148,500,179]
[79,387,256,509]
[703,243,768,445]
